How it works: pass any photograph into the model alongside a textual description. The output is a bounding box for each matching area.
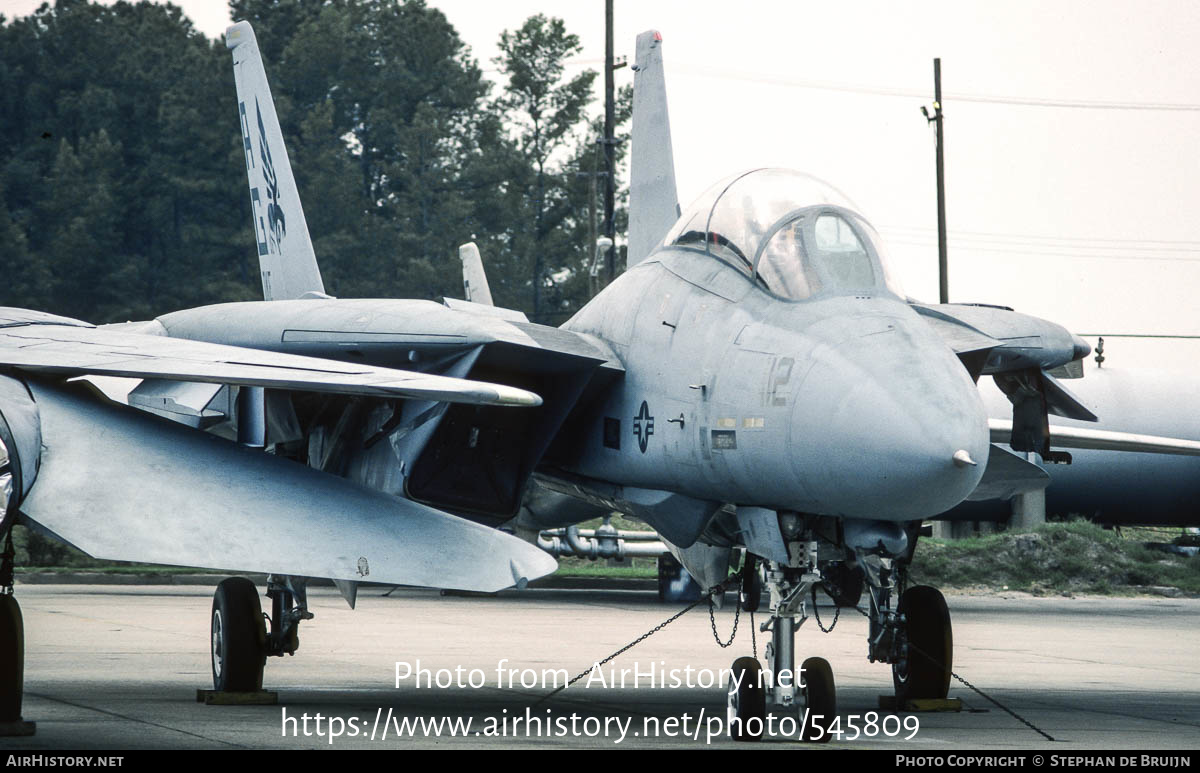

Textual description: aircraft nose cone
[790,329,989,519]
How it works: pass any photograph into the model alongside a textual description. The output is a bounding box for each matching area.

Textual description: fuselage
[562,246,990,522]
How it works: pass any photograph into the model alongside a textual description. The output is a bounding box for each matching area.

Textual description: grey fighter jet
[6,21,1200,741]
[202,24,1200,734]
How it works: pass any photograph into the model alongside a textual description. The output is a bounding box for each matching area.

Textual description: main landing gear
[851,521,953,703]
[724,547,837,742]
[1,529,34,736]
[210,575,312,692]
[890,586,952,702]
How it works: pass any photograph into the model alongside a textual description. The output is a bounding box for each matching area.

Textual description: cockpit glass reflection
[814,214,874,286]
[663,169,903,300]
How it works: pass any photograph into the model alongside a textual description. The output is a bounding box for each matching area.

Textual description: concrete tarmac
[3,584,1199,750]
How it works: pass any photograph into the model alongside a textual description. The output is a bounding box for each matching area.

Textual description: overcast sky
[6,0,1199,370]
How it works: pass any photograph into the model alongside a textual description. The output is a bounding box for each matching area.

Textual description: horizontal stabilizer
[0,312,540,407]
[989,418,1200,457]
[20,382,557,592]
[442,297,529,323]
[1040,369,1097,422]
[965,443,1049,501]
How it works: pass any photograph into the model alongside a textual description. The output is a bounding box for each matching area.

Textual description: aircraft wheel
[211,577,266,692]
[800,656,836,742]
[740,554,761,612]
[0,594,24,722]
[822,562,864,608]
[892,585,952,702]
[726,656,765,742]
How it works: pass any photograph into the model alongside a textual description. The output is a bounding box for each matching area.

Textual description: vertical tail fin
[459,242,494,305]
[627,30,680,268]
[225,21,326,301]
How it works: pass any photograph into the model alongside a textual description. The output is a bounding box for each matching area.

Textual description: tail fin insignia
[226,21,325,301]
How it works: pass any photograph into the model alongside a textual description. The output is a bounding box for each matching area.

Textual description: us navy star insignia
[633,401,654,453]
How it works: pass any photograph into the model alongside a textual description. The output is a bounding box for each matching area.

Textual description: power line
[882,223,1200,248]
[669,64,1200,112]
[880,225,1200,258]
[883,231,1200,256]
[1076,334,1200,339]
[884,236,1200,263]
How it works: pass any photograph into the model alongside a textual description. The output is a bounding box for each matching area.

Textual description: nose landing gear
[724,542,838,743]
[722,517,955,742]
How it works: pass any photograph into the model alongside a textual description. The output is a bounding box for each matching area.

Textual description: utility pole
[926,60,952,540]
[926,57,945,303]
[603,0,616,282]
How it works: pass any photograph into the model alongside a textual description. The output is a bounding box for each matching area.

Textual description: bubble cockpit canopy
[661,168,904,300]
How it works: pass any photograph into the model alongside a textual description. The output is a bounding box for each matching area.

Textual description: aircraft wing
[5,379,555,592]
[989,418,1200,456]
[0,308,540,407]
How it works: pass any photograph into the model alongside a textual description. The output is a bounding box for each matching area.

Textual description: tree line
[0,0,630,325]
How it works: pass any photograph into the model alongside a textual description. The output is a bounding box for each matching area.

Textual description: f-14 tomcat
[4,23,1198,741]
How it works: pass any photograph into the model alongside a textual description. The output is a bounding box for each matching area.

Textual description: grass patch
[911,520,1200,595]
[554,555,658,579]
[552,564,657,579]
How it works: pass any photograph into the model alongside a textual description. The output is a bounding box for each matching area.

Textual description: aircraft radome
[4,22,1200,743]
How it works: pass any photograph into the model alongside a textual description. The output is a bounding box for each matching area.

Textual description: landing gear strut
[1,529,35,736]
[725,542,837,742]
[209,574,313,692]
[852,525,953,703]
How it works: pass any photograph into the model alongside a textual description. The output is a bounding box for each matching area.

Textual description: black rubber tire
[726,656,766,742]
[800,656,837,742]
[211,577,266,692]
[0,594,24,722]
[892,585,952,702]
[740,554,761,612]
[822,562,864,608]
